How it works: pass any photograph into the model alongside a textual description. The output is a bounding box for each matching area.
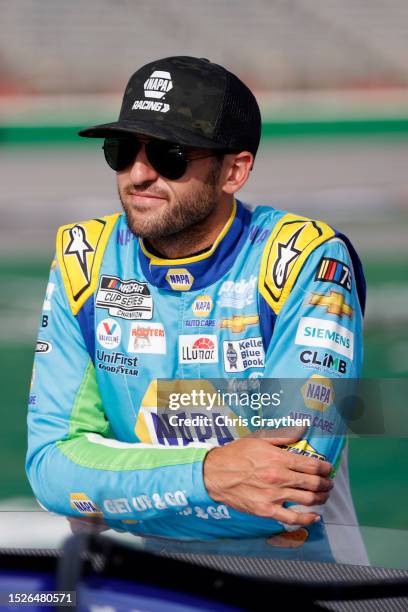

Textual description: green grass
[2,345,36,498]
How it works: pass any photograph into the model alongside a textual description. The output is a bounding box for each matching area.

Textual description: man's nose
[127,143,159,184]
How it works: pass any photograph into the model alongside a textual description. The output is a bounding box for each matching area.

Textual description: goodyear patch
[70,493,102,516]
[165,268,194,291]
[301,375,334,412]
[56,214,120,314]
[282,439,326,461]
[259,214,335,315]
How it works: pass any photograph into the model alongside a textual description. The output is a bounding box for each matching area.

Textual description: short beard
[119,157,223,249]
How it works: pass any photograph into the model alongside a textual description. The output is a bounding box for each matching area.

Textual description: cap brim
[78,120,228,150]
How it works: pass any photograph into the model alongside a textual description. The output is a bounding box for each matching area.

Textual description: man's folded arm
[26,261,214,524]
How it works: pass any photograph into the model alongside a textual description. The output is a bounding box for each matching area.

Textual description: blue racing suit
[26,200,367,563]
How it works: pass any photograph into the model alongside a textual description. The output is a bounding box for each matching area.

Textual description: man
[27,56,367,563]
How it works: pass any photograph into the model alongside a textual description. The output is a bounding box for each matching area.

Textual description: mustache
[123,182,169,199]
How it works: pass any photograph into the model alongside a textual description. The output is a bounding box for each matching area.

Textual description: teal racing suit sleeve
[26,261,214,523]
[260,235,363,475]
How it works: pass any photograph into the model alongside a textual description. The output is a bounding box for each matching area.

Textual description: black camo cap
[78,56,261,156]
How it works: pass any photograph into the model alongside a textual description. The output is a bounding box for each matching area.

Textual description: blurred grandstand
[1,0,408,92]
[0,0,407,569]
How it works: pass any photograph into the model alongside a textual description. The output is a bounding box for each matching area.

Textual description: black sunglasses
[103,137,224,180]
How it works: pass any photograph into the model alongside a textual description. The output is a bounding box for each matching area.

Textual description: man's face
[116,136,224,240]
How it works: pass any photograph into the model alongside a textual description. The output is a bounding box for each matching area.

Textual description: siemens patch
[295,317,354,359]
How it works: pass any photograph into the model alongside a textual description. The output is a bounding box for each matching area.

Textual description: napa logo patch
[70,493,102,516]
[192,295,213,317]
[166,268,194,291]
[301,375,334,412]
[282,440,326,462]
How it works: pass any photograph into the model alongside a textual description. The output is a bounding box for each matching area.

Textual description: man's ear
[221,151,254,194]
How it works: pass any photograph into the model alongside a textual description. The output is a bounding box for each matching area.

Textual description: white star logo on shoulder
[273,225,304,289]
[64,225,94,282]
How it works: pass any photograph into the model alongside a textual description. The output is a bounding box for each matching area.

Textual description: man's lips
[129,191,166,199]
[127,191,168,205]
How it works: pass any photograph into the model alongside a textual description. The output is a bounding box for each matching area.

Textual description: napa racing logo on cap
[97,318,121,349]
[301,375,334,412]
[70,493,102,517]
[179,335,218,363]
[132,70,172,113]
[166,268,194,291]
[144,71,173,98]
[192,295,213,317]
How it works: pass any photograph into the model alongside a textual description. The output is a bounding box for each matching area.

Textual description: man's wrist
[203,446,223,502]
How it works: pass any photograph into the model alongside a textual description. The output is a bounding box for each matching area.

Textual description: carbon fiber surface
[1,544,408,611]
[159,552,408,611]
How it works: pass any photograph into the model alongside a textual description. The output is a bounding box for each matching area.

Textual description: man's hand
[203,429,333,526]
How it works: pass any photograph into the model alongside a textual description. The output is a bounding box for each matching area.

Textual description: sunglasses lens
[146,141,188,180]
[103,138,139,171]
